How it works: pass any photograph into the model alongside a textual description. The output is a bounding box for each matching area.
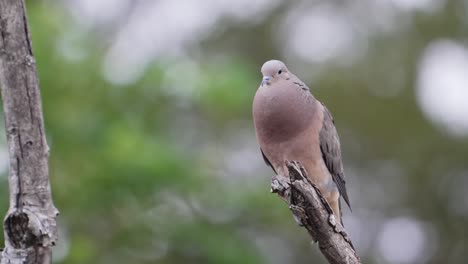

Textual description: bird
[252,60,351,224]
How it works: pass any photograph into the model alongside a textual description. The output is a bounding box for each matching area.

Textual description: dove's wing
[319,104,351,209]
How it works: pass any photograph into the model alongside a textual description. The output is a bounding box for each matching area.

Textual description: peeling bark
[271,161,360,264]
[0,1,58,263]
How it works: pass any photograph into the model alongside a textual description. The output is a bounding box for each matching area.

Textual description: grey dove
[252,60,351,224]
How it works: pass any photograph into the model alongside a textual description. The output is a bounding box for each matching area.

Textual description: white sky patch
[282,4,364,65]
[215,0,280,22]
[387,0,445,13]
[378,217,430,264]
[102,0,213,85]
[100,0,279,85]
[66,0,130,27]
[359,0,401,34]
[417,40,468,137]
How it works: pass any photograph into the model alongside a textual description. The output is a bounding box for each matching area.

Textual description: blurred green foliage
[0,1,467,264]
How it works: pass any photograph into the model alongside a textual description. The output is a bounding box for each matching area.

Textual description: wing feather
[319,104,351,209]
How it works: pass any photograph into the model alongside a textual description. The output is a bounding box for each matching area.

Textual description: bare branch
[0,0,58,263]
[271,161,360,264]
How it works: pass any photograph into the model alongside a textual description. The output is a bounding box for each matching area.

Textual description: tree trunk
[271,161,360,264]
[0,0,58,263]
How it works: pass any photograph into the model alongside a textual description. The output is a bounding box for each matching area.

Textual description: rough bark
[0,0,58,263]
[271,161,360,264]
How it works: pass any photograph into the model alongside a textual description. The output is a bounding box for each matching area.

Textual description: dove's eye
[278,69,283,74]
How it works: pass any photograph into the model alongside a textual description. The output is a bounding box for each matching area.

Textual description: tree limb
[0,0,58,263]
[271,161,360,264]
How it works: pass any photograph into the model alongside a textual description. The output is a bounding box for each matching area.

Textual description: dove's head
[260,60,290,86]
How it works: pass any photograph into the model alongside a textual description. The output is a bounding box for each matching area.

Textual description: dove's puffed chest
[253,80,315,141]
[252,79,330,183]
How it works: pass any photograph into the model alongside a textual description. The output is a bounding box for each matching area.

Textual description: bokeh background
[1,0,468,263]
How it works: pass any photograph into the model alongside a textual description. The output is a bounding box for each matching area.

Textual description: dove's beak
[261,76,271,86]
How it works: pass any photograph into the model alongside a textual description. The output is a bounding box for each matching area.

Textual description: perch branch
[271,161,360,264]
[0,0,58,263]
